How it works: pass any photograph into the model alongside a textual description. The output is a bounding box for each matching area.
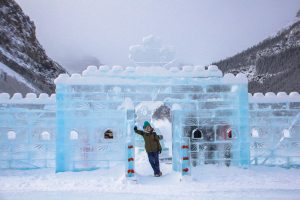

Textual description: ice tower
[55,70,135,175]
[171,70,250,176]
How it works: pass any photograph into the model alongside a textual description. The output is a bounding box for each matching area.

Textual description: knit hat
[143,121,151,129]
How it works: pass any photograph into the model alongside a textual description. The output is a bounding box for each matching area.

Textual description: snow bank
[0,163,300,200]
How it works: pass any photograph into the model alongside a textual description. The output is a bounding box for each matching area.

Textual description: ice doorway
[134,101,173,175]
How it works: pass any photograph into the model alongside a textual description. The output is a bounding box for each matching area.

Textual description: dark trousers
[147,152,160,175]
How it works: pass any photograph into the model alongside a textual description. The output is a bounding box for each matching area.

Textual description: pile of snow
[1,162,300,200]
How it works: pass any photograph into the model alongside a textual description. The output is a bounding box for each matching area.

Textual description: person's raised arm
[134,126,144,136]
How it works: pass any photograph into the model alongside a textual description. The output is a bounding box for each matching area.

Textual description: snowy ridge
[54,65,248,85]
[249,92,300,103]
[0,92,55,104]
[214,19,300,93]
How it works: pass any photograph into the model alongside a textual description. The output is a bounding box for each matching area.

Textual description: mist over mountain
[57,54,101,74]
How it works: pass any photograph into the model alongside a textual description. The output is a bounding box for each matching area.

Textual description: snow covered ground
[1,153,300,200]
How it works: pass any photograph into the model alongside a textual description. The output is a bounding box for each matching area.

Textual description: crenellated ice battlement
[249,92,300,103]
[54,65,248,85]
[0,92,55,104]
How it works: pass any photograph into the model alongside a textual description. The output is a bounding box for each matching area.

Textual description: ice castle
[1,36,300,178]
[1,65,300,178]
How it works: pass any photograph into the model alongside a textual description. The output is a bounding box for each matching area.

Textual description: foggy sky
[16,0,300,70]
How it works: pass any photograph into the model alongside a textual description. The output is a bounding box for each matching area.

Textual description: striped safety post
[181,143,191,176]
[127,144,135,177]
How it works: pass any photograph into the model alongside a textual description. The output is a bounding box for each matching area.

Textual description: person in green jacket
[134,121,162,177]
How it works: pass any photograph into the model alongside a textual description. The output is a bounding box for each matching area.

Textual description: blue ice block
[0,93,56,169]
[249,92,300,168]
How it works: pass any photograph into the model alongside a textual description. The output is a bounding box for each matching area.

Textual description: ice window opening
[251,128,259,138]
[40,131,51,140]
[226,128,233,139]
[192,128,203,139]
[7,131,16,140]
[104,129,114,139]
[70,130,79,140]
[216,125,234,140]
[282,129,291,138]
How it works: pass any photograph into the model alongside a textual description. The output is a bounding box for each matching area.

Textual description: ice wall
[0,93,56,169]
[249,92,300,167]
[171,73,249,176]
[55,65,249,176]
[3,63,298,177]
[55,72,136,175]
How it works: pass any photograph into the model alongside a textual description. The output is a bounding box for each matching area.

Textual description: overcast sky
[17,0,300,70]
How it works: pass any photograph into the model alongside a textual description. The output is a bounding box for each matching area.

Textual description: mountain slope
[0,61,36,94]
[213,18,300,93]
[0,0,66,95]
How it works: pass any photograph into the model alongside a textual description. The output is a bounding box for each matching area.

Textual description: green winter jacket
[135,129,162,153]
